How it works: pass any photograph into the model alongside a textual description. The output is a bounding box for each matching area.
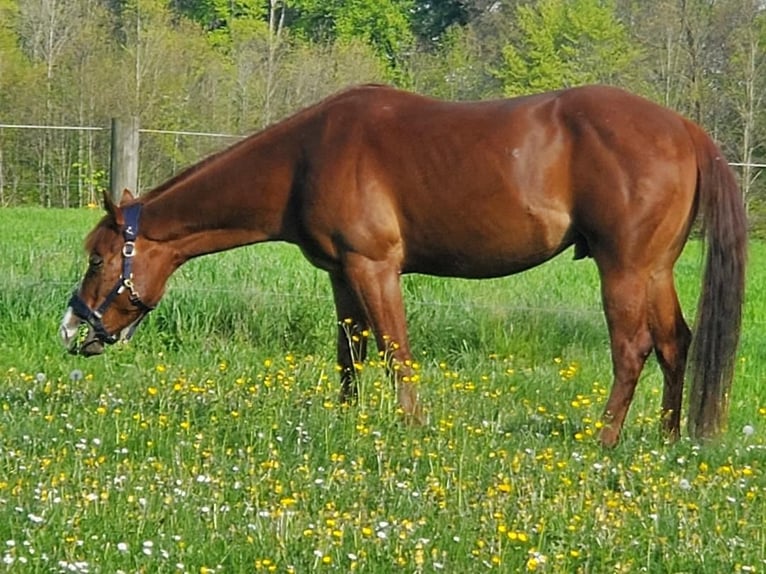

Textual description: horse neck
[140,129,301,262]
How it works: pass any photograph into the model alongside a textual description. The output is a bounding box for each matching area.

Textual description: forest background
[2,0,766,229]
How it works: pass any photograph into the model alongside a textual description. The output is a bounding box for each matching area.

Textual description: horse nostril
[80,339,105,356]
[78,326,104,356]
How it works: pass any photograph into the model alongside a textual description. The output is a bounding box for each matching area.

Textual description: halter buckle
[122,241,136,257]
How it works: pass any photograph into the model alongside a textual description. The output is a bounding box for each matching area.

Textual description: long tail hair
[686,121,748,439]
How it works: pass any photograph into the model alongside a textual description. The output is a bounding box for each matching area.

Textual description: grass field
[1,207,765,573]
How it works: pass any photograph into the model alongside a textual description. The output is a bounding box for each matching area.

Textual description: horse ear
[119,188,135,206]
[102,190,124,227]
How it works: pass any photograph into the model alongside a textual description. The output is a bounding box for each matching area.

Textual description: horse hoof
[598,427,620,448]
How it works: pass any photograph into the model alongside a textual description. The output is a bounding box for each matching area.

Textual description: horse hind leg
[599,271,654,447]
[648,273,692,441]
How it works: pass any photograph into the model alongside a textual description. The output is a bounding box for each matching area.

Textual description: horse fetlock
[397,383,425,425]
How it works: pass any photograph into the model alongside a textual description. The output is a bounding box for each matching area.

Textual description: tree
[280,39,387,111]
[410,0,470,44]
[720,1,766,213]
[0,0,28,205]
[495,0,639,96]
[410,24,488,99]
[55,0,116,207]
[0,1,27,111]
[228,9,287,129]
[617,0,766,213]
[169,0,267,48]
[615,0,687,107]
[14,0,110,206]
[286,0,415,76]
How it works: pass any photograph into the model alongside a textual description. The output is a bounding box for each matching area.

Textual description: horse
[59,84,747,446]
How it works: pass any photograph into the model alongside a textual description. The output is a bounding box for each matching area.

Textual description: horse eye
[89,254,104,268]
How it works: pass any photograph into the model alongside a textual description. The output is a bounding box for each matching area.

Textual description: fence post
[109,117,139,204]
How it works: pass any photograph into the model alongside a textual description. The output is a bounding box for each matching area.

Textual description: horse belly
[403,206,574,278]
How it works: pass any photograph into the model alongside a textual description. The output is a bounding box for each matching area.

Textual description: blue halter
[68,203,154,345]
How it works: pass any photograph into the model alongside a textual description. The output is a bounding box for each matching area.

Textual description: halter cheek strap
[68,203,154,344]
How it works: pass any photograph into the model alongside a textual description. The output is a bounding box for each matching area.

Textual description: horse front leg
[330,273,370,404]
[341,253,424,424]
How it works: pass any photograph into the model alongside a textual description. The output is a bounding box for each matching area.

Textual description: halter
[67,203,154,345]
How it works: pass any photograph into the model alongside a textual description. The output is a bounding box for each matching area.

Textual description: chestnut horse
[60,84,746,446]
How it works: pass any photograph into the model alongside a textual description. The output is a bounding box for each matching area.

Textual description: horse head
[59,189,175,356]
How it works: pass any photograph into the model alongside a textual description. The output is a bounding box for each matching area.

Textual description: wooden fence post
[109,117,139,204]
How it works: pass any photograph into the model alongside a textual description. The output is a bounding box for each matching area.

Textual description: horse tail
[686,120,747,439]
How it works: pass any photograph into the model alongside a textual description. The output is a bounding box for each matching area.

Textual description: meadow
[1,207,765,573]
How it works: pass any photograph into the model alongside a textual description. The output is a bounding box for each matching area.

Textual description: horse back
[295,85,699,278]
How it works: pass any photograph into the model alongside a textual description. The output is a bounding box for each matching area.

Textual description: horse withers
[59,84,747,446]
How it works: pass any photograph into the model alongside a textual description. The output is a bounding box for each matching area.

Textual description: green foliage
[496,0,639,95]
[410,25,488,100]
[0,1,26,110]
[174,0,265,23]
[172,0,267,49]
[409,0,469,44]
[288,0,415,73]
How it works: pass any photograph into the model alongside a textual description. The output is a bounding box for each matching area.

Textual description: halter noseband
[68,203,154,345]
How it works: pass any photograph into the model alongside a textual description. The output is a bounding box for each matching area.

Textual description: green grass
[1,207,765,573]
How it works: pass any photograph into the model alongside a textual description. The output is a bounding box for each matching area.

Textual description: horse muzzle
[59,307,105,356]
[59,302,142,356]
